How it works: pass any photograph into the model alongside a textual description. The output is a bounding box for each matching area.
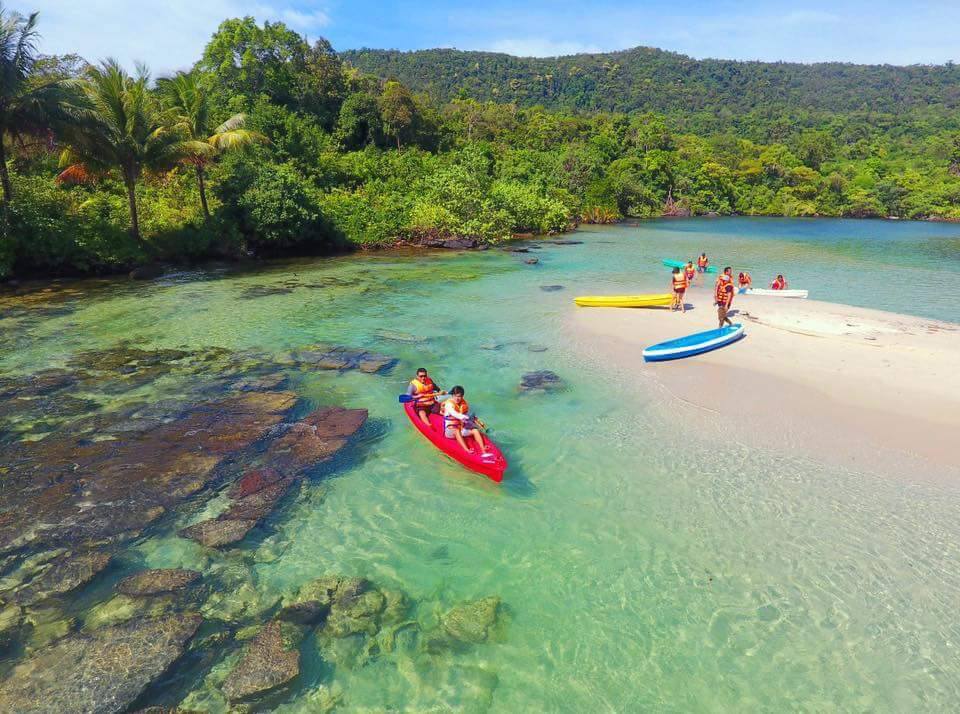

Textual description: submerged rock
[0,391,295,555]
[325,590,385,638]
[0,602,23,644]
[219,479,292,521]
[0,614,201,713]
[291,345,397,374]
[442,596,501,644]
[519,370,565,393]
[552,239,584,245]
[117,568,201,597]
[221,620,301,702]
[179,518,256,548]
[279,575,368,626]
[263,407,367,474]
[524,258,539,265]
[228,467,284,500]
[540,284,565,292]
[12,551,111,606]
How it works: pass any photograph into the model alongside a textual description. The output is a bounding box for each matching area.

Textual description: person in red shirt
[770,274,788,290]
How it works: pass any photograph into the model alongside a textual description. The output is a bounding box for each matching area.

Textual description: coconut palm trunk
[0,138,11,203]
[196,164,210,220]
[124,180,140,243]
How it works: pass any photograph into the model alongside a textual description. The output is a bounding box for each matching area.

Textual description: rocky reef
[0,331,507,711]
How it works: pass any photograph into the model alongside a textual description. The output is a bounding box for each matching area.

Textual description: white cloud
[21,1,333,75]
[486,37,604,58]
[277,7,330,30]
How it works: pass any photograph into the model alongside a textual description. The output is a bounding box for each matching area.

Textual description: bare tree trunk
[396,134,401,151]
[125,177,142,245]
[196,165,210,221]
[0,139,12,203]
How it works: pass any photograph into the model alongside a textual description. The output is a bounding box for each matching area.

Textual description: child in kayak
[670,267,688,313]
[442,386,490,456]
[407,368,445,426]
[770,274,788,290]
[738,272,752,290]
[715,266,735,328]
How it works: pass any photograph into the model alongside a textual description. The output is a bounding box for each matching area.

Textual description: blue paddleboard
[642,324,745,362]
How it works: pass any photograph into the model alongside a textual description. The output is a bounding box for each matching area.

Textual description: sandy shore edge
[565,287,960,482]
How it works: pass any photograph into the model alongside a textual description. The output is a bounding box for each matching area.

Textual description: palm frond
[208,128,269,151]
[56,162,97,185]
[213,113,247,134]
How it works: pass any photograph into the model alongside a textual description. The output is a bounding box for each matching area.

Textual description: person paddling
[697,253,709,274]
[407,368,445,426]
[671,267,688,313]
[442,386,490,456]
[715,266,735,328]
[738,271,752,290]
[770,274,788,290]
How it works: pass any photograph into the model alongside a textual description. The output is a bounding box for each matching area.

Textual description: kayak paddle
[398,392,450,404]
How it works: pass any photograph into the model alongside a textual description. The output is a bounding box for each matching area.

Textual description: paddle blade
[398,394,414,403]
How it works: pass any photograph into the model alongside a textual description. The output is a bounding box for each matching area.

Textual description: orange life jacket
[443,399,470,430]
[684,265,696,280]
[771,277,785,290]
[697,255,708,268]
[672,273,688,290]
[715,275,733,305]
[739,273,751,287]
[410,377,437,407]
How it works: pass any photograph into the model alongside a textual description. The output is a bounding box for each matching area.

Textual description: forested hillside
[341,47,960,120]
[3,7,960,281]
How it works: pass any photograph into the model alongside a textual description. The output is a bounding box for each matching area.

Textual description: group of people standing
[670,253,789,327]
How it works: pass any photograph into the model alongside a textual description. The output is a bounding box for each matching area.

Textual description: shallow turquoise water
[3,218,960,710]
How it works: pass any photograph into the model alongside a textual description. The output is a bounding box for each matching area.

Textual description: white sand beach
[567,285,960,481]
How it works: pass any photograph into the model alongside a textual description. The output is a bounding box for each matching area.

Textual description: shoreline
[566,287,960,483]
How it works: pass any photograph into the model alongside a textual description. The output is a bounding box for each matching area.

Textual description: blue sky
[18,0,960,74]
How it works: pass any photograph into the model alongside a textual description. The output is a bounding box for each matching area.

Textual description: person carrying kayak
[684,260,697,285]
[770,274,788,290]
[738,271,752,289]
[407,368,445,426]
[442,386,490,456]
[715,266,735,328]
[697,253,709,273]
[670,267,688,313]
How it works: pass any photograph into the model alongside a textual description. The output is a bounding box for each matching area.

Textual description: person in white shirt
[442,385,490,456]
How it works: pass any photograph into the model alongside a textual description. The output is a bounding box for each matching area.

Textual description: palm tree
[158,71,267,220]
[56,60,204,245]
[0,4,81,202]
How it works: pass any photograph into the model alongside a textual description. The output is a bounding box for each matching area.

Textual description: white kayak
[740,288,808,299]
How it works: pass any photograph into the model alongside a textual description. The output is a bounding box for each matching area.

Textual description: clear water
[2,218,960,711]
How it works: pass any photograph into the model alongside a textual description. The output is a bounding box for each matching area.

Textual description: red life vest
[672,273,688,290]
[771,277,785,290]
[739,273,752,287]
[684,264,696,280]
[697,255,708,269]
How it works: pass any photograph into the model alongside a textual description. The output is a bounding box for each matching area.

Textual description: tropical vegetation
[2,7,960,280]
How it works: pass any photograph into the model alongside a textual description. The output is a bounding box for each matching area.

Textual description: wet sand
[567,284,960,482]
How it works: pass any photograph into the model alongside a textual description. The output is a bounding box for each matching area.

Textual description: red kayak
[403,401,507,482]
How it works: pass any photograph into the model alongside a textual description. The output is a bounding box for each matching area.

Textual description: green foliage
[4,9,960,281]
[342,46,960,118]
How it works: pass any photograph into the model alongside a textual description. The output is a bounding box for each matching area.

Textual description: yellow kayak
[573,294,673,308]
